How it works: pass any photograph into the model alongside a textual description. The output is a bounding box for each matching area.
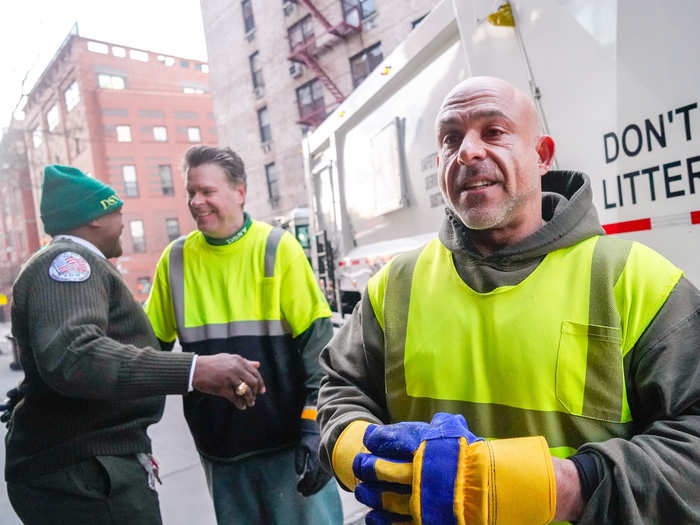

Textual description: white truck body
[302,0,700,316]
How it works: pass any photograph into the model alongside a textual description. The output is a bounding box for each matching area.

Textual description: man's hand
[295,419,332,496]
[192,354,266,410]
[0,383,27,428]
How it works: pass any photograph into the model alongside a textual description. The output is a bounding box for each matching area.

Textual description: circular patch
[48,251,91,282]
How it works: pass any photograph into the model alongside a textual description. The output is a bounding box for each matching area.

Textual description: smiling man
[145,146,343,524]
[317,77,700,524]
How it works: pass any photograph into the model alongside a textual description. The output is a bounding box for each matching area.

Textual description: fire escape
[287,0,362,127]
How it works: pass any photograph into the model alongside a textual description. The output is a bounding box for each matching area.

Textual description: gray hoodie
[317,171,700,524]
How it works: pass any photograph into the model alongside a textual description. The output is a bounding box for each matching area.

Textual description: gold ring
[235,382,250,396]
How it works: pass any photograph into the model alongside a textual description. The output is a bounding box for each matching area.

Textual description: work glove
[357,413,557,525]
[295,418,332,496]
[0,383,27,428]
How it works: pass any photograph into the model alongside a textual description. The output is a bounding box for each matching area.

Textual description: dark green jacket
[317,171,700,524]
[5,238,193,482]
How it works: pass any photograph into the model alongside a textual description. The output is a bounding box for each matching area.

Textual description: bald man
[317,77,700,524]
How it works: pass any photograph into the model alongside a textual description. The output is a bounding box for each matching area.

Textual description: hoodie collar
[439,171,604,266]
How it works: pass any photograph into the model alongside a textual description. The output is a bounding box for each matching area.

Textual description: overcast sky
[0,0,208,132]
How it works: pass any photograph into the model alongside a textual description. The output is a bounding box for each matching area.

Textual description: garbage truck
[301,0,700,320]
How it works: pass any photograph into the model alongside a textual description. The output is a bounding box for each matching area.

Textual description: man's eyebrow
[437,108,510,131]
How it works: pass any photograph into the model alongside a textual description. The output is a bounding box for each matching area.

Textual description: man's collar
[53,235,106,259]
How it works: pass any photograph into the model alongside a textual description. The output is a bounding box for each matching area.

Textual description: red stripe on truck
[691,210,700,224]
[602,218,652,234]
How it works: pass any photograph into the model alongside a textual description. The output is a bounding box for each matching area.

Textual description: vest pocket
[556,321,624,422]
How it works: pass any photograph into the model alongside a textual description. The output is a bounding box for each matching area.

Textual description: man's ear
[235,184,246,206]
[535,136,556,175]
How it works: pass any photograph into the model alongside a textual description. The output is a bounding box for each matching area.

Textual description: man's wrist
[553,457,584,521]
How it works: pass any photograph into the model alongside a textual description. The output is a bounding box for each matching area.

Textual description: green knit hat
[40,165,123,235]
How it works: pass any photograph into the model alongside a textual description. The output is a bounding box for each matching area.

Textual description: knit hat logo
[40,165,124,235]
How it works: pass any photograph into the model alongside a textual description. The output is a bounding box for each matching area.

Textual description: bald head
[434,76,555,253]
[436,76,541,141]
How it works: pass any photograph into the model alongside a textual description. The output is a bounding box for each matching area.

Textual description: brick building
[14,31,215,302]
[0,123,40,320]
[200,0,437,223]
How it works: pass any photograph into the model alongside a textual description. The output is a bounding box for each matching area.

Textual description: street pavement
[0,322,367,525]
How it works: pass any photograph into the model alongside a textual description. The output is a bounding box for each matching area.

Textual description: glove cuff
[459,436,556,525]
[331,420,371,490]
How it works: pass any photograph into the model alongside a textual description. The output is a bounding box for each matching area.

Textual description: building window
[296,78,325,120]
[32,127,43,148]
[122,165,139,197]
[349,42,383,88]
[288,15,314,51]
[257,107,271,143]
[129,49,149,62]
[153,126,168,142]
[187,127,201,142]
[183,86,206,94]
[130,220,146,253]
[97,73,126,90]
[196,63,209,73]
[159,165,175,195]
[249,52,264,89]
[342,0,376,22]
[112,46,126,57]
[64,81,80,111]
[116,125,132,142]
[46,104,60,132]
[242,0,255,33]
[136,276,152,294]
[165,218,180,241]
[87,41,109,54]
[265,163,280,203]
[180,60,190,68]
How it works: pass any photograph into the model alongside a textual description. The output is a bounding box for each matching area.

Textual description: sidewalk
[0,322,367,525]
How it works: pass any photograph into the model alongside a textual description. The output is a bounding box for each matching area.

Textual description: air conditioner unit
[261,141,273,153]
[253,86,264,99]
[289,62,303,78]
[283,1,295,16]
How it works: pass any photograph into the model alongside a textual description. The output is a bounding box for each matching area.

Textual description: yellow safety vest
[368,235,682,458]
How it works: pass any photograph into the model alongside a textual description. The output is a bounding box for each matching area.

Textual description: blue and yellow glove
[358,413,557,525]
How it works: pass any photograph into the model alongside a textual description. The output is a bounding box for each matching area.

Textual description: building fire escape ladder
[298,51,345,103]
[287,1,363,106]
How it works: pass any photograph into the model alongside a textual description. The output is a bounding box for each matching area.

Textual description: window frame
[64,81,80,111]
[265,162,280,203]
[296,78,325,120]
[116,125,132,142]
[159,165,175,196]
[249,51,264,89]
[130,219,146,253]
[349,41,383,88]
[165,218,181,242]
[187,126,201,143]
[122,165,139,197]
[153,126,168,142]
[242,0,255,33]
[257,107,271,143]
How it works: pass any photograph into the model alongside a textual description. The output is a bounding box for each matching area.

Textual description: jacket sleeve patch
[48,251,91,282]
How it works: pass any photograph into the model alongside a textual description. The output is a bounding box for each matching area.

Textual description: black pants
[7,455,162,525]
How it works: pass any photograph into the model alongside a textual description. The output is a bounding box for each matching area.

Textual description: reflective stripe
[178,319,290,343]
[301,407,318,420]
[168,236,188,335]
[168,228,288,341]
[582,236,631,421]
[380,392,633,450]
[265,228,285,277]
[383,248,421,421]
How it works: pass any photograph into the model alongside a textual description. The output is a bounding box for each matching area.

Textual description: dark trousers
[7,455,162,525]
